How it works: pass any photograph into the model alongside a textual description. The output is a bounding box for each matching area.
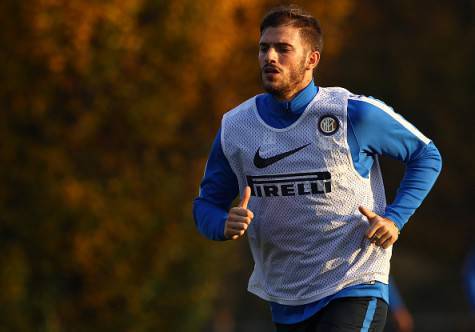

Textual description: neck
[267,79,317,115]
[273,76,313,102]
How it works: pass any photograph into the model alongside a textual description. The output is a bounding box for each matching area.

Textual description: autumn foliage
[0,0,472,330]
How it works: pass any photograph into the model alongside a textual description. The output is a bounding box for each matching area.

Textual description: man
[463,247,475,314]
[193,5,442,331]
[388,277,414,332]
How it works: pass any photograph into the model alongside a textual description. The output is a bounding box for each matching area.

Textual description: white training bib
[221,87,390,305]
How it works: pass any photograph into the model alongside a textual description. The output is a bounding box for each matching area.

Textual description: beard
[261,56,307,100]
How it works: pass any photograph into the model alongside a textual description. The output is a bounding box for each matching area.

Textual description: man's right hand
[224,186,254,240]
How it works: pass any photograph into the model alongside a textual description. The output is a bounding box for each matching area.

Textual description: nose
[264,47,278,64]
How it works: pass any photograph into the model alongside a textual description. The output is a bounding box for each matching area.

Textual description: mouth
[262,67,281,81]
[263,65,281,75]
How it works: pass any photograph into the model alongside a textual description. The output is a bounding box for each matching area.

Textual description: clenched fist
[224,186,254,240]
[359,206,400,249]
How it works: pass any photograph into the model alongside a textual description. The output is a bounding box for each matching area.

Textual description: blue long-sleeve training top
[193,80,442,324]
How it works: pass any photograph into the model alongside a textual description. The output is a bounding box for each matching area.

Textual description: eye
[279,46,292,53]
[259,45,269,52]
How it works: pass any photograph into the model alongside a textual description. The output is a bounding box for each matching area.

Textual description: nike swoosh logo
[253,143,311,168]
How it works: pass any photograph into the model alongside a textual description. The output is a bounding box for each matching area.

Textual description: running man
[193,5,442,331]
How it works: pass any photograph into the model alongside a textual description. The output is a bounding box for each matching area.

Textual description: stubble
[261,55,308,100]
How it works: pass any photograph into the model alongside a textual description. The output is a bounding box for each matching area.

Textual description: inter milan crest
[318,115,339,135]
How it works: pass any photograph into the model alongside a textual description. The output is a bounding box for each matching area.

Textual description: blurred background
[0,0,474,331]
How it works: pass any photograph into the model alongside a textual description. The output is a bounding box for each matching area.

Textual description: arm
[193,128,239,240]
[383,142,441,228]
[348,96,442,248]
[348,96,442,230]
[389,277,414,332]
[463,249,475,312]
[193,128,253,241]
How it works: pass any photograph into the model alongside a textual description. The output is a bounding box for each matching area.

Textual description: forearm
[383,142,442,229]
[192,127,239,240]
[193,198,228,241]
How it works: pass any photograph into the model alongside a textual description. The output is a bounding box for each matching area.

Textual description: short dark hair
[260,5,323,52]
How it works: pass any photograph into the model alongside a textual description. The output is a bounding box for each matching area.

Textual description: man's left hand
[359,206,399,249]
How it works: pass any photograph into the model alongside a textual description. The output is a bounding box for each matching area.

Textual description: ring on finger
[371,235,380,241]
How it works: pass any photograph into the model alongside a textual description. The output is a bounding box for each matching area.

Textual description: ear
[306,50,320,70]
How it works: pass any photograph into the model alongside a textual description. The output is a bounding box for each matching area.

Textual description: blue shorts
[274,297,388,332]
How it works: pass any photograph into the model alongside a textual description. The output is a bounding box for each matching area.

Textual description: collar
[269,80,318,115]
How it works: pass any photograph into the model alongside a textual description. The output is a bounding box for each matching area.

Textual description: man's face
[258,25,315,100]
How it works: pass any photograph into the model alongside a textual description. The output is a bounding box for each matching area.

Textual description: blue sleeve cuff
[193,198,228,241]
[382,211,404,231]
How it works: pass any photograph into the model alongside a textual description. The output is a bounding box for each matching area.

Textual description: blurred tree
[0,0,258,330]
[0,0,473,331]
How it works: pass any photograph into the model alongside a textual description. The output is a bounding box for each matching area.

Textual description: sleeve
[347,96,442,230]
[388,276,406,311]
[192,127,240,240]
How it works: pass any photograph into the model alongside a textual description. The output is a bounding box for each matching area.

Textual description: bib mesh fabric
[221,87,390,305]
